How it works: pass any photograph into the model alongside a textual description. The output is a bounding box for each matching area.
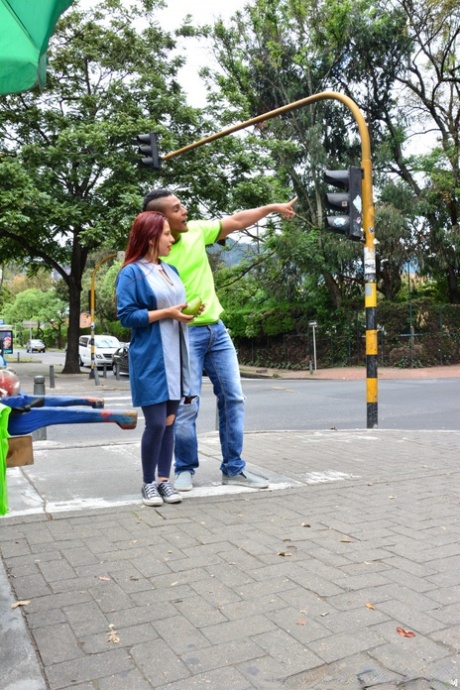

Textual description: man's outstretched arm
[218,197,297,240]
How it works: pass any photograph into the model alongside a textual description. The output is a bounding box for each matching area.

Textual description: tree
[206,0,460,313]
[204,0,412,310]
[374,179,420,301]
[0,0,205,372]
[2,264,54,295]
[3,285,68,347]
[325,0,460,302]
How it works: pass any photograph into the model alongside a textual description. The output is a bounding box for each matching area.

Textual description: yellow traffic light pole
[162,91,378,428]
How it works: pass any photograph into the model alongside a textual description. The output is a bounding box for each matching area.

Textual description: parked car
[26,339,46,353]
[112,343,130,375]
[78,335,120,368]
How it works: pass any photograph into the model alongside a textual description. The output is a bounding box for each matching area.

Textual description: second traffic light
[136,132,162,170]
[323,166,364,241]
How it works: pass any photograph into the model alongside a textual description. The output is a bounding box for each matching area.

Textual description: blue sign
[0,331,13,355]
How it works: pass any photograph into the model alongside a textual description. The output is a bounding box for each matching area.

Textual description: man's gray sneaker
[142,482,163,506]
[174,471,193,491]
[222,470,269,489]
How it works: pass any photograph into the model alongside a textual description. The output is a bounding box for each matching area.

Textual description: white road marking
[304,470,361,484]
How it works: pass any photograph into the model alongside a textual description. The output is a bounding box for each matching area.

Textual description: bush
[231,302,460,370]
[387,343,425,368]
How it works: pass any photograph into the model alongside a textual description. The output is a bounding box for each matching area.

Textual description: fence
[233,303,460,369]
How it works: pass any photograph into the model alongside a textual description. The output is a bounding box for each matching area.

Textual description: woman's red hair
[122,212,167,267]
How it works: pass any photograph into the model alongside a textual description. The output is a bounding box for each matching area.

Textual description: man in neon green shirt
[143,189,297,491]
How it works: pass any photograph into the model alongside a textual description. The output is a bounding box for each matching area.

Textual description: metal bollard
[32,375,47,440]
[49,365,55,389]
[102,363,107,378]
[33,374,45,396]
[115,363,120,381]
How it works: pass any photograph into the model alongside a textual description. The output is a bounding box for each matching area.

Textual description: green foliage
[107,320,131,343]
[205,0,411,311]
[205,0,460,312]
[2,286,68,346]
[4,289,52,325]
[231,301,460,370]
[0,283,14,314]
[0,0,208,373]
[2,0,460,362]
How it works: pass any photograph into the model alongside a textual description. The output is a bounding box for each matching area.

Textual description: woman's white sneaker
[142,482,163,506]
[157,481,183,504]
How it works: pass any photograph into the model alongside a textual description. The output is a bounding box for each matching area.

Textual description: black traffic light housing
[323,166,364,241]
[136,132,162,170]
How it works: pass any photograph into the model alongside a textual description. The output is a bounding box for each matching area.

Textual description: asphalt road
[8,350,460,446]
[33,372,460,444]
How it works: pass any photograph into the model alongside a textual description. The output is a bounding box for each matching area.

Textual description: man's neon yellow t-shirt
[161,219,223,326]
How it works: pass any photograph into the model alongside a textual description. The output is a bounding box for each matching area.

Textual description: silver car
[26,339,46,353]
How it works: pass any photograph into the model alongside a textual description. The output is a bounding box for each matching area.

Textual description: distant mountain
[207,237,261,267]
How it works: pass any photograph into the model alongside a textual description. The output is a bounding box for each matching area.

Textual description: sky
[157,0,244,31]
[77,0,248,108]
[156,0,247,107]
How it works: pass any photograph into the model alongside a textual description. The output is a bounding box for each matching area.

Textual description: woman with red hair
[117,212,198,507]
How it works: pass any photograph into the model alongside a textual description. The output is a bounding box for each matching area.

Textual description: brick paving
[2,364,460,689]
[2,427,460,688]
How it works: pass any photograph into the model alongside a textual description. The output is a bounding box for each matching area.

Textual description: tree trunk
[323,272,342,308]
[380,263,402,301]
[62,276,82,374]
[60,229,89,374]
[446,265,460,304]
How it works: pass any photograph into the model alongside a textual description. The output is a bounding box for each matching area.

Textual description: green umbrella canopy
[0,0,74,95]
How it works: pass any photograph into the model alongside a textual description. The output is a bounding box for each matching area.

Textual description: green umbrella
[0,0,74,96]
[0,404,10,515]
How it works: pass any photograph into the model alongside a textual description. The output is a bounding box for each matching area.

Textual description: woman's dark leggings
[141,400,180,484]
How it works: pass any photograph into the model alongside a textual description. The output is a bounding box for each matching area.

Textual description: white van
[79,335,120,368]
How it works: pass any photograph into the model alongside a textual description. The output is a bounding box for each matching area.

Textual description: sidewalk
[2,363,460,689]
[239,363,460,380]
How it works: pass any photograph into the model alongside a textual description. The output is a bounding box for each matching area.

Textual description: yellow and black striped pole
[161,91,377,428]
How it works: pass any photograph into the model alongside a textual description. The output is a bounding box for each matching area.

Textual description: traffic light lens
[134,132,162,170]
[323,166,363,241]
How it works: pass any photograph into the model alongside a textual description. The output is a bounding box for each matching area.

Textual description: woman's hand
[148,303,206,323]
[171,304,195,322]
[174,302,206,322]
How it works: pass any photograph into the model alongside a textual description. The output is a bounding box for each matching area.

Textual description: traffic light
[136,132,161,170]
[323,166,364,241]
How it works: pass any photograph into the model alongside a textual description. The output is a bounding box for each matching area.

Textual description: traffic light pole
[162,91,378,428]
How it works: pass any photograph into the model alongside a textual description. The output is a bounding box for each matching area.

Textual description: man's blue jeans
[174,320,246,477]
